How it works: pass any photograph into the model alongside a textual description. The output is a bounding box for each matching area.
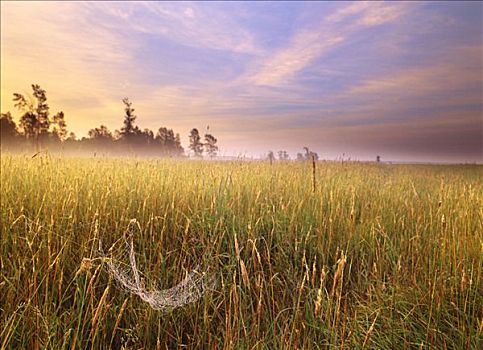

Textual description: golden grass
[0,155,481,349]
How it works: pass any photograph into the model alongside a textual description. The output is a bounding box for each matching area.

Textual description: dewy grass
[0,155,481,349]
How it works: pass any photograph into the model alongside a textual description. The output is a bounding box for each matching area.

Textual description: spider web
[99,223,215,312]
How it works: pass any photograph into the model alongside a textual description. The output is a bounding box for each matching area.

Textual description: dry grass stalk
[314,266,328,316]
[91,285,110,337]
[239,259,250,290]
[362,312,379,349]
[331,251,346,297]
[312,154,316,193]
[110,297,129,346]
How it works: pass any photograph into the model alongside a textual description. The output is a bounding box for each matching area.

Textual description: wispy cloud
[327,1,411,26]
[248,32,345,86]
[248,2,415,86]
[95,1,262,55]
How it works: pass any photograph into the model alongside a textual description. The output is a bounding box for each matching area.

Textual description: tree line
[267,147,319,162]
[0,84,218,158]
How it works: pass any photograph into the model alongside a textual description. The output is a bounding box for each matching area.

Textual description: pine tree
[120,98,136,138]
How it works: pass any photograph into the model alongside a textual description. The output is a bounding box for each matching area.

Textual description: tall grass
[0,155,481,349]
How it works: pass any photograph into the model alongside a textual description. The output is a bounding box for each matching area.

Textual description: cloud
[326,1,372,23]
[327,1,412,26]
[109,2,262,55]
[184,7,195,19]
[249,33,345,86]
[335,45,482,111]
[248,2,415,86]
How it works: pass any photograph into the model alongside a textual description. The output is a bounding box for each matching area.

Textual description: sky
[1,1,482,162]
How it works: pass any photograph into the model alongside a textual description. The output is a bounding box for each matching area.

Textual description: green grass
[1,155,481,349]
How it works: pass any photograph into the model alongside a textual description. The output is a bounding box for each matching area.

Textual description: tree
[13,84,64,148]
[303,147,310,159]
[88,125,113,140]
[376,155,381,162]
[175,133,183,151]
[142,128,154,145]
[66,132,77,141]
[267,151,275,164]
[278,150,289,160]
[204,133,218,158]
[296,152,304,161]
[156,127,171,147]
[52,111,67,141]
[0,112,18,144]
[303,146,319,161]
[17,112,37,140]
[156,127,183,155]
[120,98,137,138]
[32,84,50,135]
[173,133,184,156]
[189,128,203,157]
[14,85,49,137]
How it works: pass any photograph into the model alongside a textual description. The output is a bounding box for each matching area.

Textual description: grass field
[0,155,481,349]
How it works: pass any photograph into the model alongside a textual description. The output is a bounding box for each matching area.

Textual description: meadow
[0,155,481,349]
